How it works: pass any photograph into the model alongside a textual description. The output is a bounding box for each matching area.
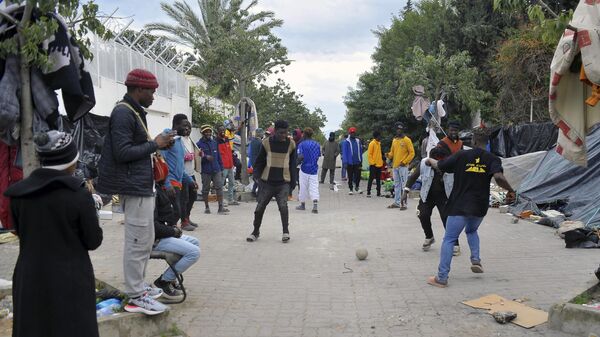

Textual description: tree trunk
[18,1,38,177]
[239,80,249,185]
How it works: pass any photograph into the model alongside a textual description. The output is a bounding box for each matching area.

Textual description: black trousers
[253,182,290,235]
[367,165,382,196]
[417,189,448,239]
[346,164,361,190]
[181,178,197,220]
[320,168,335,184]
[167,188,183,223]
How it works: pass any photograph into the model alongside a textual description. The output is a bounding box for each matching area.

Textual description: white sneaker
[143,284,163,299]
[453,245,461,256]
[348,190,354,195]
[422,237,435,251]
[125,293,168,315]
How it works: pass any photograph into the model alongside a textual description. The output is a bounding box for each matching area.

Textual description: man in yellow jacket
[367,131,384,197]
[386,122,415,210]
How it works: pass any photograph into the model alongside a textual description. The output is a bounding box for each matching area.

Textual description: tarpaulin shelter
[489,122,558,158]
[511,124,600,228]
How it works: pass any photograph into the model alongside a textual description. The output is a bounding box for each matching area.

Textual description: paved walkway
[1,180,598,337]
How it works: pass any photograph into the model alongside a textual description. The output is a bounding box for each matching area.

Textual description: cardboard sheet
[462,294,548,329]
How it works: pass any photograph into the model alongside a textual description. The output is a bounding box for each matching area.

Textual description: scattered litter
[542,210,564,218]
[519,210,533,219]
[511,217,519,224]
[462,294,548,328]
[557,221,585,238]
[499,205,509,214]
[513,297,530,303]
[492,311,517,324]
[343,263,353,274]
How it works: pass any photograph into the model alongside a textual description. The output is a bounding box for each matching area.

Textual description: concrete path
[1,180,598,337]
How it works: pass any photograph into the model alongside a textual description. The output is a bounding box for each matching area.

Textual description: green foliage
[148,0,290,99]
[397,45,491,121]
[248,79,327,141]
[491,26,554,123]
[0,1,112,70]
[190,86,234,129]
[493,0,576,45]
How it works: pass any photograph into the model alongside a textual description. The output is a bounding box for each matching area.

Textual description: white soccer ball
[356,248,368,260]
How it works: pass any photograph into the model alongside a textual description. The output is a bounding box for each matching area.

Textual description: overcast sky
[95,0,406,132]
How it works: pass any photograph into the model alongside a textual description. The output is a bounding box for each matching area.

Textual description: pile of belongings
[556,221,600,248]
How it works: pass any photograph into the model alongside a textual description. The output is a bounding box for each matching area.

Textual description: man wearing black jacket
[97,69,174,315]
[246,120,297,243]
[152,183,200,300]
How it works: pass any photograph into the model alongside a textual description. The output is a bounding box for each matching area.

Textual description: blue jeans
[437,216,483,282]
[341,164,347,179]
[154,235,200,282]
[393,166,408,205]
[222,168,235,202]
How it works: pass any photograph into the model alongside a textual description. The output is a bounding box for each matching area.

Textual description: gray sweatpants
[121,195,155,298]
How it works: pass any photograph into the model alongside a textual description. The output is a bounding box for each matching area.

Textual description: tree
[491,26,554,123]
[148,0,290,184]
[402,0,414,16]
[190,86,234,129]
[249,79,327,142]
[0,1,111,176]
[146,0,286,99]
[493,0,577,45]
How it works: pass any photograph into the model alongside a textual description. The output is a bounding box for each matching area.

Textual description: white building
[79,35,192,136]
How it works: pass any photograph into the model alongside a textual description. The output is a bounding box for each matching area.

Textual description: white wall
[88,75,191,136]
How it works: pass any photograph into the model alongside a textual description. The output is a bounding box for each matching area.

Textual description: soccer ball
[356,248,368,260]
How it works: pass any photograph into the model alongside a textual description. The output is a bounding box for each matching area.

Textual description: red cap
[348,127,357,133]
[124,69,159,89]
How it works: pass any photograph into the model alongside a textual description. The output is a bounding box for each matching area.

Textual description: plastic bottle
[95,298,121,310]
[96,303,120,318]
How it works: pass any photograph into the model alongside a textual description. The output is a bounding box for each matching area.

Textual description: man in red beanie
[98,68,174,315]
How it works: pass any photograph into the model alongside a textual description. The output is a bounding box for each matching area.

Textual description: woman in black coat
[4,131,103,337]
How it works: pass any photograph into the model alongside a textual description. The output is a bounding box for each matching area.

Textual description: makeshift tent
[511,124,600,228]
[489,122,558,158]
[60,113,109,180]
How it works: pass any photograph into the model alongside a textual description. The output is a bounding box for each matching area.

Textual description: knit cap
[34,130,79,170]
[200,124,213,133]
[124,69,159,89]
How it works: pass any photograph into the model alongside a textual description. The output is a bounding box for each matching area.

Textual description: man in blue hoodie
[161,115,196,231]
[341,127,363,195]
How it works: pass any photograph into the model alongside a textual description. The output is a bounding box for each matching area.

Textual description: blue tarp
[513,124,600,228]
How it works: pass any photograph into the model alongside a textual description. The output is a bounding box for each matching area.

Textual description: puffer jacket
[96,94,158,196]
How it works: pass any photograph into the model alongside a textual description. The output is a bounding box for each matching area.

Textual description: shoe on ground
[296,204,306,211]
[348,190,354,195]
[153,276,183,300]
[181,223,196,231]
[341,178,348,181]
[387,203,400,209]
[329,184,335,190]
[366,194,372,198]
[229,200,240,206]
[399,206,407,211]
[188,219,199,227]
[217,208,230,215]
[204,208,211,214]
[282,233,290,243]
[426,276,447,288]
[355,188,363,194]
[246,233,259,242]
[452,245,461,256]
[311,208,318,214]
[125,293,168,315]
[143,284,163,299]
[422,237,435,251]
[471,262,484,273]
